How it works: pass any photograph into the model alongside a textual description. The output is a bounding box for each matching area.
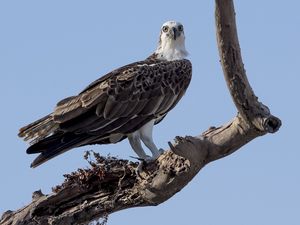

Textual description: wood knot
[264,116,281,133]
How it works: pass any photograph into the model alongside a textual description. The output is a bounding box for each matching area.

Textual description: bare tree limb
[0,0,281,224]
[215,0,281,133]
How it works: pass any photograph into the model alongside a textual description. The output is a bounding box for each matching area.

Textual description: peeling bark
[0,0,281,225]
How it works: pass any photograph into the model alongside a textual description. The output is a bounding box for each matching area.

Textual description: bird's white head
[155,21,188,61]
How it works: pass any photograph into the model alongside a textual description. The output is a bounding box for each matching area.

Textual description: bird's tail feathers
[18,114,58,144]
[28,133,89,168]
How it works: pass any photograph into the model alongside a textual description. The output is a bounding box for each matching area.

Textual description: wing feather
[103,96,125,119]
[53,96,83,122]
[56,59,191,134]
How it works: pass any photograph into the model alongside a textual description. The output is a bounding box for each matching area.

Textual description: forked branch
[0,1,281,224]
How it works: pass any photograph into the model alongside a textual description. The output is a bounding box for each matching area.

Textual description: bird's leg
[128,133,151,177]
[128,132,149,160]
[139,120,164,161]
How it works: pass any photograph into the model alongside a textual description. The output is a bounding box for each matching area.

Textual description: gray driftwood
[0,0,281,224]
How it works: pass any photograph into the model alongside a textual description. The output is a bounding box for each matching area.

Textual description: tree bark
[0,0,281,224]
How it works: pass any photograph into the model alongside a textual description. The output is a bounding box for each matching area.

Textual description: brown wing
[54,59,192,136]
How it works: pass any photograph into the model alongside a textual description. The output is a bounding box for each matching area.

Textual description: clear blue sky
[0,1,299,224]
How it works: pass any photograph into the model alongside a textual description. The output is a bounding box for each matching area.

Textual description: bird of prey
[18,21,192,168]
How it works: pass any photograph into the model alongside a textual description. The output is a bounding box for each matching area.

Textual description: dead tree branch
[0,0,281,224]
[215,0,281,133]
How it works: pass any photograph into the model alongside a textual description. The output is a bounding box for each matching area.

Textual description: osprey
[19,21,192,168]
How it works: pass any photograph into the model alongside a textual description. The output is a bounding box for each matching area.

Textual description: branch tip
[264,116,281,133]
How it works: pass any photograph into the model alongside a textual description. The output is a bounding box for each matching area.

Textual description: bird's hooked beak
[172,27,178,40]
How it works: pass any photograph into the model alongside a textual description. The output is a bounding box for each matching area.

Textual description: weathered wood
[0,1,281,224]
[215,0,281,133]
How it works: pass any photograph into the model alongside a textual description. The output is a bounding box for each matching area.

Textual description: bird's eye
[162,26,169,33]
[178,25,183,32]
